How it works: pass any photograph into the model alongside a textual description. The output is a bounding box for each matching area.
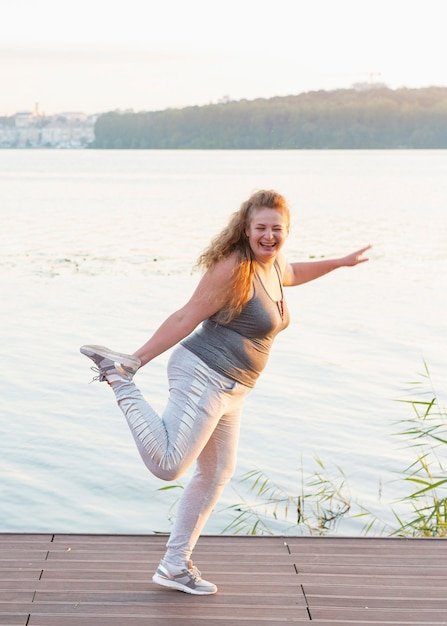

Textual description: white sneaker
[152,560,217,595]
[80,344,141,383]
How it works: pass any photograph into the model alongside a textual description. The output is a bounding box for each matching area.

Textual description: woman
[81,189,370,595]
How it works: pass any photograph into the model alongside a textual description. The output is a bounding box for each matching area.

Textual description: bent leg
[112,346,246,481]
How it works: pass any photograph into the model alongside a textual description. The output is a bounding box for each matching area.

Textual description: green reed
[221,458,351,536]
[222,361,447,537]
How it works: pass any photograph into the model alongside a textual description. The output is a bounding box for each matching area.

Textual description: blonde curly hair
[196,189,290,323]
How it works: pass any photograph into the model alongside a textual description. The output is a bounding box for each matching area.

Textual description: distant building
[14,112,35,128]
[0,109,97,148]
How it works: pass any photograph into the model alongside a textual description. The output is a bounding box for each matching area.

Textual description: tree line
[91,87,447,149]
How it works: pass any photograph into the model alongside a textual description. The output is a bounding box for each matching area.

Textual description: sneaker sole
[80,345,141,371]
[152,573,217,595]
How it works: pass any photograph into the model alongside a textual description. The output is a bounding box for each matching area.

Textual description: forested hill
[91,87,447,149]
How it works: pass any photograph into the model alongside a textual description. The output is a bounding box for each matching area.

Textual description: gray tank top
[181,262,290,387]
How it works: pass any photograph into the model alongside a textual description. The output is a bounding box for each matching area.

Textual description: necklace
[256,262,285,320]
[277,298,284,319]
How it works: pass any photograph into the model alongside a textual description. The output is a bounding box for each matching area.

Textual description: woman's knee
[153,457,191,481]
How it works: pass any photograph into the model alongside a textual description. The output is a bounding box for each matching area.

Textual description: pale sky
[1,0,446,116]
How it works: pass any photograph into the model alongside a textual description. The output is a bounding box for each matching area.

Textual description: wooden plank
[309,606,447,622]
[0,551,49,561]
[296,572,447,587]
[40,569,295,584]
[16,601,309,620]
[286,536,445,546]
[294,553,447,565]
[38,560,293,574]
[0,571,42,582]
[12,561,154,573]
[33,590,306,607]
[0,582,40,592]
[303,583,447,599]
[291,544,447,555]
[0,562,46,571]
[0,535,52,544]
[45,550,293,564]
[36,579,301,594]
[0,616,29,626]
[28,618,309,625]
[294,563,447,576]
[49,534,288,553]
[309,622,445,626]
[307,594,447,609]
[50,534,286,544]
[286,537,440,544]
[0,593,34,603]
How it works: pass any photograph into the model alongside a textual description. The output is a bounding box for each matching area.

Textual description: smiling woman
[80,188,370,595]
[245,207,289,264]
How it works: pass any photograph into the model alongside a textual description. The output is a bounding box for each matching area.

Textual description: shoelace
[89,366,107,383]
[186,564,202,581]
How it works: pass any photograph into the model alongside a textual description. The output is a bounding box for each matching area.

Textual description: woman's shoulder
[202,252,240,284]
[212,251,240,273]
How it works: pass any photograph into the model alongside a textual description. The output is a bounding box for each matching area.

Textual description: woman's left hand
[341,244,372,267]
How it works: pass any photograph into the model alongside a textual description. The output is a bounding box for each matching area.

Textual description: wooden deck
[0,534,446,625]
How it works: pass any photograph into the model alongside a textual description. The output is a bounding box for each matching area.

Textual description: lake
[0,149,446,535]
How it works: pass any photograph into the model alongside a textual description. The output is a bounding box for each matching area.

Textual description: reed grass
[224,361,447,537]
[221,458,351,535]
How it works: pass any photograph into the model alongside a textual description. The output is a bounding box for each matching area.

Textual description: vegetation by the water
[91,87,447,149]
[222,362,447,537]
[159,362,447,537]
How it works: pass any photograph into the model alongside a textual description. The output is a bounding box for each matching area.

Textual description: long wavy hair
[196,189,290,323]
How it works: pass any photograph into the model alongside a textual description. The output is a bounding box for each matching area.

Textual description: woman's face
[245,206,289,264]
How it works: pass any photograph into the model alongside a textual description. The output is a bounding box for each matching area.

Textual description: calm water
[0,149,446,535]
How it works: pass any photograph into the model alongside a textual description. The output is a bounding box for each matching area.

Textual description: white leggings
[112,345,251,564]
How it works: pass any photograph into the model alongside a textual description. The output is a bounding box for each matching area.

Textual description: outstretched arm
[283,245,372,287]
